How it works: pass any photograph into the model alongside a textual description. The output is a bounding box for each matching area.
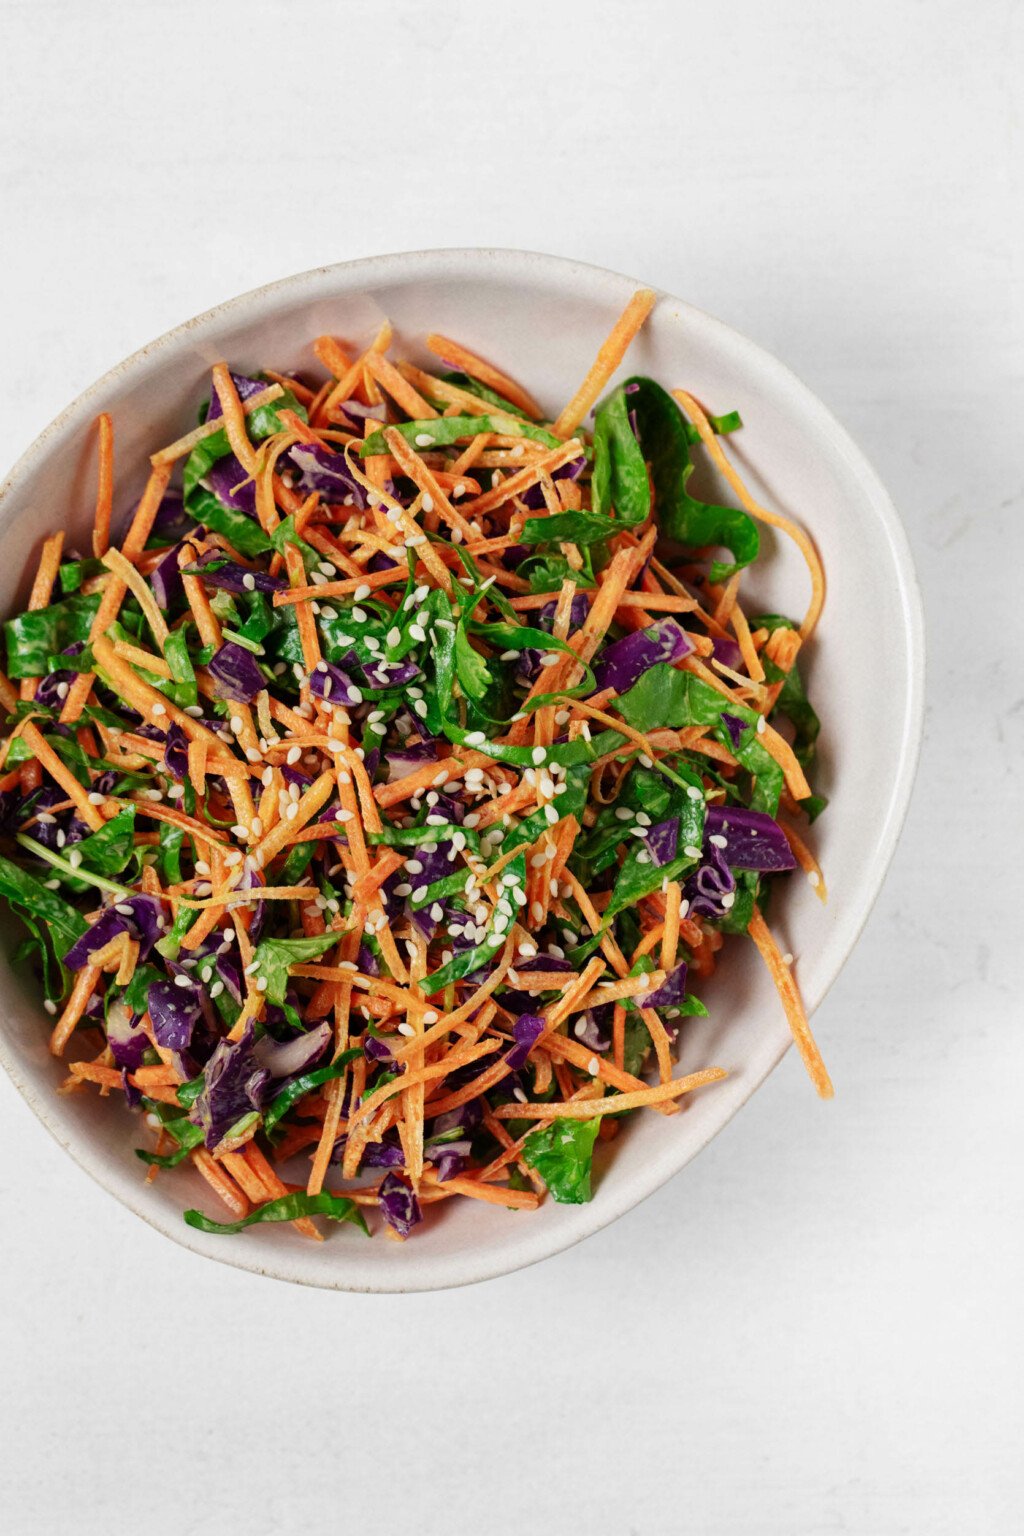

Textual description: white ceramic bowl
[0,250,924,1291]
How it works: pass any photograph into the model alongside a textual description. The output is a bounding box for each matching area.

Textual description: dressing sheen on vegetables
[0,291,831,1242]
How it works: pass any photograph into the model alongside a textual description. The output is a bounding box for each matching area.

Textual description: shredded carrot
[553,289,656,437]
[424,334,543,418]
[748,907,833,1097]
[92,413,114,557]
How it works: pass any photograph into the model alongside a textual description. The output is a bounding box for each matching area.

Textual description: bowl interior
[0,251,923,1290]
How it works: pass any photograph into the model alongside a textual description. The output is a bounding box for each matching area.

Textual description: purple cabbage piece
[378,1172,422,1238]
[150,544,185,610]
[537,593,590,633]
[359,1139,406,1169]
[720,713,746,750]
[206,452,256,515]
[426,1146,466,1182]
[574,1004,613,1052]
[386,741,436,783]
[209,641,265,703]
[592,618,693,694]
[286,442,367,509]
[184,552,285,595]
[32,643,85,711]
[713,635,744,673]
[122,1069,142,1109]
[647,960,689,1009]
[63,896,163,970]
[214,950,244,1003]
[164,721,189,780]
[151,489,193,545]
[105,998,150,1072]
[360,655,421,690]
[253,1019,332,1079]
[148,970,204,1052]
[235,863,267,944]
[363,1034,397,1067]
[644,819,680,867]
[335,399,386,422]
[683,843,736,919]
[505,1013,545,1070]
[33,669,76,711]
[308,660,364,707]
[356,944,380,977]
[281,763,313,791]
[704,805,797,873]
[206,371,265,421]
[190,1021,270,1149]
[430,1100,483,1138]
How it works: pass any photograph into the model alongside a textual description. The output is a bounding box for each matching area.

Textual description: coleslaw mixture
[0,291,829,1241]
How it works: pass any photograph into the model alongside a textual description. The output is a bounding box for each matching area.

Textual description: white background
[1,2,1021,1532]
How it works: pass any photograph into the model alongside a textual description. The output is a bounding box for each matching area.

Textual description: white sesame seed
[242,572,256,591]
[709,834,728,848]
[684,846,701,859]
[531,746,547,765]
[421,493,434,513]
[151,702,166,717]
[538,654,560,668]
[721,891,736,909]
[807,871,821,887]
[353,583,372,601]
[414,433,434,448]
[255,976,268,992]
[173,974,192,989]
[756,716,767,734]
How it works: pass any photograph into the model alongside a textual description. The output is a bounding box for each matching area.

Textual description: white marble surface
[0,2,1020,1531]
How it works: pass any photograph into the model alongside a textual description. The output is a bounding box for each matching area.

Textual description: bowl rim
[0,247,925,1291]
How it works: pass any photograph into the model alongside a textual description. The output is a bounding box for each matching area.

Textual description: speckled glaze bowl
[0,250,924,1291]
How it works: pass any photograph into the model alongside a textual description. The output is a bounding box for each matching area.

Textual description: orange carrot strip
[382,427,475,542]
[459,440,585,519]
[59,462,174,723]
[18,722,104,830]
[779,821,827,902]
[493,1067,726,1120]
[364,350,438,419]
[313,335,355,376]
[424,334,543,418]
[50,964,102,1056]
[192,1149,250,1219]
[92,413,114,557]
[748,907,833,1097]
[674,390,825,640]
[241,1143,322,1240]
[553,289,656,437]
[420,1171,540,1211]
[212,363,259,476]
[150,385,282,466]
